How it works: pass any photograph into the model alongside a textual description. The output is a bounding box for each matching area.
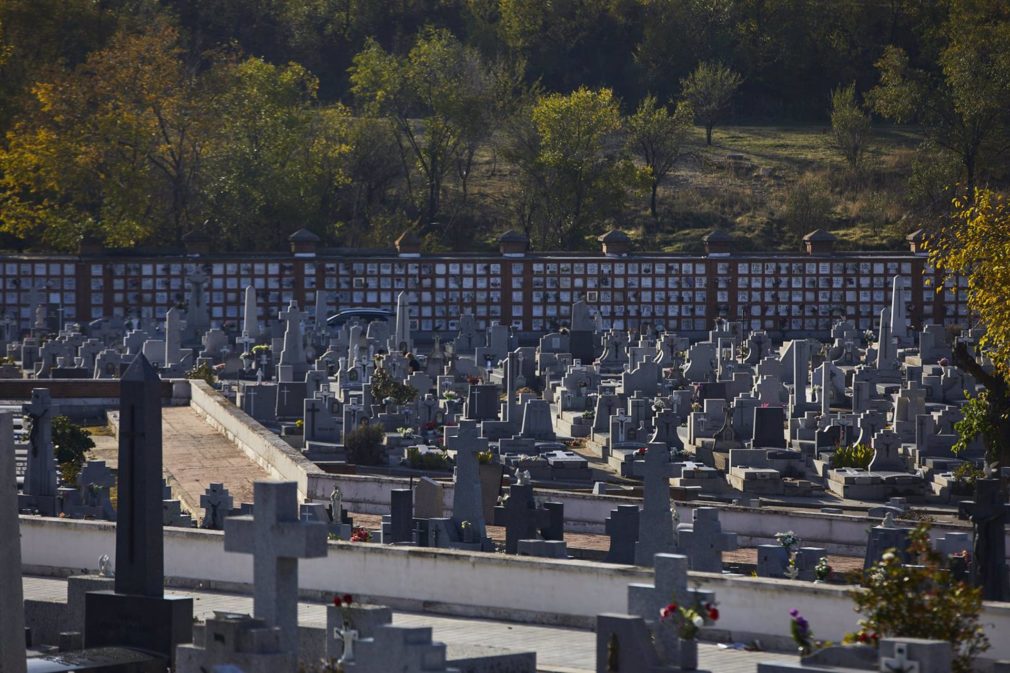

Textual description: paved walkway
[93,407,270,518]
[23,576,784,673]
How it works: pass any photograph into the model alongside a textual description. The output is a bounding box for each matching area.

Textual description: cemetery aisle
[160,407,270,513]
[96,407,270,516]
[22,575,782,672]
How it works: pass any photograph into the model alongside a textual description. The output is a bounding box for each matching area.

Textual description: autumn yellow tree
[930,188,1010,467]
[525,87,642,249]
[0,22,206,250]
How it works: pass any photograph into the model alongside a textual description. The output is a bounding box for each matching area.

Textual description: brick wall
[0,241,968,339]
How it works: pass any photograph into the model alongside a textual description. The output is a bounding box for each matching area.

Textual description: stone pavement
[23,575,786,673]
[95,407,270,519]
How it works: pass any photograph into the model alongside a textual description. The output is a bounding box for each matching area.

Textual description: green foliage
[832,444,873,470]
[405,446,453,471]
[680,61,742,146]
[516,87,644,248]
[345,423,386,466]
[185,362,217,386]
[52,415,94,484]
[369,365,418,405]
[625,96,694,218]
[953,391,1003,465]
[476,450,495,465]
[847,524,989,673]
[951,461,985,490]
[829,83,871,172]
[781,173,832,237]
[867,4,1010,197]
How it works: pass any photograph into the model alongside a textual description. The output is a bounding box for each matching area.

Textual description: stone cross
[200,483,234,530]
[0,412,27,673]
[446,420,488,538]
[634,443,677,566]
[224,481,328,654]
[184,266,210,341]
[278,301,307,368]
[21,387,57,511]
[675,507,738,573]
[115,355,166,598]
[958,478,1010,601]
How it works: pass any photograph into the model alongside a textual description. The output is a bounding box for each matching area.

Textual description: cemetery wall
[19,515,1010,659]
[0,238,969,339]
[188,380,323,499]
[307,472,990,558]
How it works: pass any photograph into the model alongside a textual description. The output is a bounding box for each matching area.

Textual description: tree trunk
[650,181,659,219]
[705,124,713,146]
[952,341,1010,469]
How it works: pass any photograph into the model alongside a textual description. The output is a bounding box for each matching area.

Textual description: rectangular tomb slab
[26,647,166,673]
[83,592,193,666]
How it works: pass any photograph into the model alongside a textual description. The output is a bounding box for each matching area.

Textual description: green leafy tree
[52,415,95,484]
[349,28,499,229]
[867,3,1010,199]
[829,82,871,173]
[680,61,742,146]
[345,423,386,466]
[524,87,642,248]
[847,524,988,673]
[625,96,693,218]
[369,363,418,405]
[204,57,350,250]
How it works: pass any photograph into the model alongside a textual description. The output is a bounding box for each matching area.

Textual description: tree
[52,415,95,484]
[0,22,208,249]
[203,57,351,250]
[625,96,693,218]
[867,3,1010,200]
[525,87,641,249]
[930,189,1010,468]
[680,61,741,145]
[349,28,498,230]
[829,82,871,173]
[847,524,988,673]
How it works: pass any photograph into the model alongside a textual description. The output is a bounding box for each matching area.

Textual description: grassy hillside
[462,124,924,254]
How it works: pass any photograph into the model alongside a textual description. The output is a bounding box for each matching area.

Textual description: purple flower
[789,609,799,618]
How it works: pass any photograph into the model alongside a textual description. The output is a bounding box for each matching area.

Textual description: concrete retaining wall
[188,380,324,500]
[18,516,1010,660]
[306,472,1005,558]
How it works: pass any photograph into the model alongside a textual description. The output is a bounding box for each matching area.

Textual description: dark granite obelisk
[116,355,165,597]
[84,355,192,664]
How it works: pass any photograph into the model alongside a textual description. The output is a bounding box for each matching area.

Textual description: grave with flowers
[596,553,719,672]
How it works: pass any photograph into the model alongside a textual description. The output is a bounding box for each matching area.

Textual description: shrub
[185,362,217,386]
[846,524,988,673]
[951,462,985,491]
[406,446,453,471]
[369,365,418,405]
[832,444,873,469]
[52,416,95,484]
[345,424,386,466]
[781,173,833,237]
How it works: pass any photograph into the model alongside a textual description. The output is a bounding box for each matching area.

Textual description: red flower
[659,603,678,620]
[636,447,646,456]
[707,606,720,622]
[342,594,353,606]
[333,595,342,607]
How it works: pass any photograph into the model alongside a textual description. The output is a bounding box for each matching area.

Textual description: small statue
[329,485,343,524]
[98,554,113,578]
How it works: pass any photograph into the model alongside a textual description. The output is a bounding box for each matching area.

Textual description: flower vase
[678,638,698,671]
